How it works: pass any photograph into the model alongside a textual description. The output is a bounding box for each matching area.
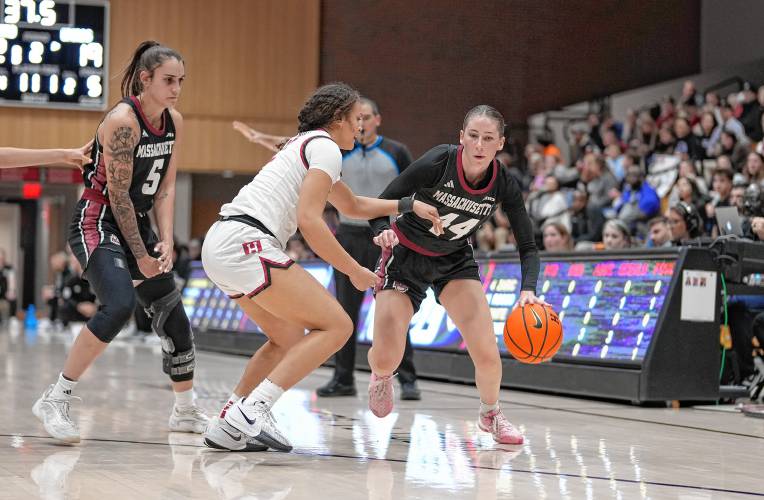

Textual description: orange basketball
[503,304,563,364]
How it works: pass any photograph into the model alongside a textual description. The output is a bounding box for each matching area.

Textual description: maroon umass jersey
[69,96,175,263]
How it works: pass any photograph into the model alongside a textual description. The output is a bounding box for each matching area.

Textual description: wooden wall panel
[0,0,319,173]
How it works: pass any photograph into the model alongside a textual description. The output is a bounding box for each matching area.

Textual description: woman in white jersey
[201,83,442,452]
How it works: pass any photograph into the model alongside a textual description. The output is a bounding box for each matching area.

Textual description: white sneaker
[32,385,80,444]
[224,399,292,452]
[204,417,268,452]
[169,404,210,434]
[30,450,82,498]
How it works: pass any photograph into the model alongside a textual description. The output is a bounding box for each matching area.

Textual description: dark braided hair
[462,105,506,137]
[297,83,360,133]
[120,41,184,98]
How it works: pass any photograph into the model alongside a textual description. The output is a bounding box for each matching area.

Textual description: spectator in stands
[645,216,672,247]
[621,109,639,145]
[681,80,703,108]
[654,125,676,155]
[717,130,749,169]
[568,122,593,165]
[668,202,703,243]
[674,176,709,217]
[527,175,570,231]
[678,159,709,194]
[656,96,676,129]
[705,168,734,234]
[730,183,747,212]
[569,189,599,243]
[719,103,748,143]
[704,91,721,112]
[0,248,17,322]
[613,164,660,232]
[633,112,657,159]
[697,111,720,158]
[739,82,762,140]
[541,221,574,252]
[743,151,764,185]
[604,144,626,181]
[528,151,546,192]
[580,153,618,208]
[496,151,529,190]
[602,219,632,250]
[587,113,604,150]
[674,117,704,161]
[42,251,71,324]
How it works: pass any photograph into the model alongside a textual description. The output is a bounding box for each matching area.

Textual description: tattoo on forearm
[106,126,147,259]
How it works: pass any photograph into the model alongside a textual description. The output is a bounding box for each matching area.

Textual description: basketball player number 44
[429,213,479,240]
[142,159,165,195]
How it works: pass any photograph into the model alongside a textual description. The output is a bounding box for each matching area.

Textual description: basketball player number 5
[141,159,165,195]
[429,213,479,240]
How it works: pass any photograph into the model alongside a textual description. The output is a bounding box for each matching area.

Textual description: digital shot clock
[0,0,109,110]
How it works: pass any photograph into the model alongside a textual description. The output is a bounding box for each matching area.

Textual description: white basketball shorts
[201,219,294,298]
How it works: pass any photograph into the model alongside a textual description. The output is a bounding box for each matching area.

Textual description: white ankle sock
[246,379,284,408]
[50,373,77,400]
[174,389,194,409]
[480,400,499,415]
[219,392,239,418]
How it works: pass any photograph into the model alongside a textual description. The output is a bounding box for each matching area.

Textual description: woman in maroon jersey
[32,41,208,444]
[367,105,545,445]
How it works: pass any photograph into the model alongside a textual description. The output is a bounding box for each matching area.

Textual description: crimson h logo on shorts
[242,240,263,255]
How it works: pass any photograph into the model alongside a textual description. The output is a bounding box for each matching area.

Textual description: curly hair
[297,83,360,133]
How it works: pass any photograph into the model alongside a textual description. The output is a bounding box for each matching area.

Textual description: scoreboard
[185,254,675,365]
[0,0,109,110]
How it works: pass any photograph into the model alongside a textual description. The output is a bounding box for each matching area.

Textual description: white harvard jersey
[219,130,342,248]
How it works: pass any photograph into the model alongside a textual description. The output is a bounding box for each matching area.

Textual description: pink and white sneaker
[478,409,524,445]
[368,373,395,418]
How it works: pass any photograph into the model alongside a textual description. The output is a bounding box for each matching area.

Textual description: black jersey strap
[300,134,337,169]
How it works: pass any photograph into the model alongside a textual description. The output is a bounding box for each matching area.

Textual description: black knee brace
[85,249,136,343]
[136,276,195,381]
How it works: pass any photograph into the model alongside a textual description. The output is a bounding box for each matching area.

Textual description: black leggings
[84,249,136,342]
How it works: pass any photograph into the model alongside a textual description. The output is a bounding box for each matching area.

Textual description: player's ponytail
[463,105,506,137]
[120,41,184,97]
[297,83,360,133]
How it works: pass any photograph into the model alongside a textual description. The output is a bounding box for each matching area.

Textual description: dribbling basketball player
[367,105,547,445]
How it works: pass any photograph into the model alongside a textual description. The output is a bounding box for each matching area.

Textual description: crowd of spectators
[476,79,764,253]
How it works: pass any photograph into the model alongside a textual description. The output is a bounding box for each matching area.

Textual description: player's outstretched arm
[0,142,92,170]
[232,121,289,152]
[328,181,443,234]
[298,170,379,291]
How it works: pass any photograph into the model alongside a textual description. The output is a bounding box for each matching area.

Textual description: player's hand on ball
[373,229,398,248]
[517,290,549,307]
[412,201,443,236]
[350,266,380,291]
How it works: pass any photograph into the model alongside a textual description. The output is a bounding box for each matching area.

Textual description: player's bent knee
[86,290,136,343]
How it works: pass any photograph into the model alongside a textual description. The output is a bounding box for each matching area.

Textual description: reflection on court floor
[0,323,762,499]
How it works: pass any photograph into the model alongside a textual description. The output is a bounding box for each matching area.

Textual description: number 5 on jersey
[430,212,480,240]
[142,159,165,195]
